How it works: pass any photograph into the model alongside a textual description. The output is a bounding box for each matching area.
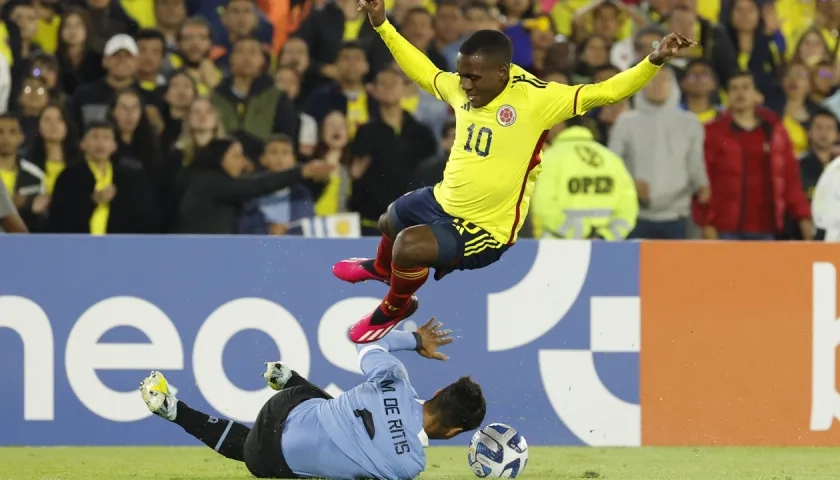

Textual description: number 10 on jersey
[464,123,493,157]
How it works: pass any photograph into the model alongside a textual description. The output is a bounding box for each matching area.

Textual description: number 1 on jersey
[464,123,493,157]
[354,408,375,440]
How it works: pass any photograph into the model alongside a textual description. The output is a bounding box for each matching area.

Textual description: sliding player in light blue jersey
[140,318,486,479]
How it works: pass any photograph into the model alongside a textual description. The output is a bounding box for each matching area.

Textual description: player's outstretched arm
[540,33,697,126]
[356,318,453,380]
[356,329,421,380]
[357,0,442,96]
[580,33,696,111]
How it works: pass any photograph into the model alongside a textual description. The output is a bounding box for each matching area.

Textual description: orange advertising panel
[640,242,840,446]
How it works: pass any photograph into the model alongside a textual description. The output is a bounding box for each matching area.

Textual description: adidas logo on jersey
[461,103,471,111]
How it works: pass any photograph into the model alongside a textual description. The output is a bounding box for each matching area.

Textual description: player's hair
[725,70,754,90]
[459,30,513,66]
[136,28,166,47]
[428,376,486,432]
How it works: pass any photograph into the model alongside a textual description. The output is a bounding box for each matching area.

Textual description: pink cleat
[333,258,390,285]
[349,296,419,344]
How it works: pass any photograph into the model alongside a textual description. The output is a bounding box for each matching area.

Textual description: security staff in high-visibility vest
[531,117,638,240]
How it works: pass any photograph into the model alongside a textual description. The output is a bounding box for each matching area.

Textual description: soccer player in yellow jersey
[334,0,696,344]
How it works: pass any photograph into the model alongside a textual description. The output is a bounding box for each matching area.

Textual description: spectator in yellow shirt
[34,0,60,54]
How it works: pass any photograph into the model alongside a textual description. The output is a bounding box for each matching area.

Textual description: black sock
[173,401,250,462]
[360,259,381,276]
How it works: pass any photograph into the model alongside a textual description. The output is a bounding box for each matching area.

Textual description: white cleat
[263,361,293,391]
[139,371,178,421]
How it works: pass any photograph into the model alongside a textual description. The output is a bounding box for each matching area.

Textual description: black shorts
[389,187,510,274]
[243,374,332,479]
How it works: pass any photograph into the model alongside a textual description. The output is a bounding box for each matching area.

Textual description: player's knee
[392,226,437,268]
[377,213,394,238]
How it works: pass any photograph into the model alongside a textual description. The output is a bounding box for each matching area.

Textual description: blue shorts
[389,187,510,273]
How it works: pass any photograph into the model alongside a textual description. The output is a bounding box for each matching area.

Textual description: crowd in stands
[0,0,836,240]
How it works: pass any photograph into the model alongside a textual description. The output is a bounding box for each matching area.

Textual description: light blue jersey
[281,331,428,479]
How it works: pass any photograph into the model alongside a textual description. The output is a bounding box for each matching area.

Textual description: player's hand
[648,33,696,65]
[357,0,386,28]
[415,317,453,361]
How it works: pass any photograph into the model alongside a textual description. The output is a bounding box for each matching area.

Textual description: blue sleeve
[356,331,420,381]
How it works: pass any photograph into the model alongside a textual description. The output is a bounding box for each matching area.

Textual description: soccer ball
[467,423,528,478]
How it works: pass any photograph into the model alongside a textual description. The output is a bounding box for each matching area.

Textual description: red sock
[373,235,394,277]
[381,264,429,316]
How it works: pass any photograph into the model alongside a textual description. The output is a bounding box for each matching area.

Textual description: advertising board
[639,243,840,446]
[0,237,641,446]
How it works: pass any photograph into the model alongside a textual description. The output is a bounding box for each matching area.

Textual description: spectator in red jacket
[694,71,814,241]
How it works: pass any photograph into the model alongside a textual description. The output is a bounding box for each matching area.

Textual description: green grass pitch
[0,446,836,479]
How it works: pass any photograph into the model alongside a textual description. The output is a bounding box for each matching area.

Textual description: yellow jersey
[375,19,660,243]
